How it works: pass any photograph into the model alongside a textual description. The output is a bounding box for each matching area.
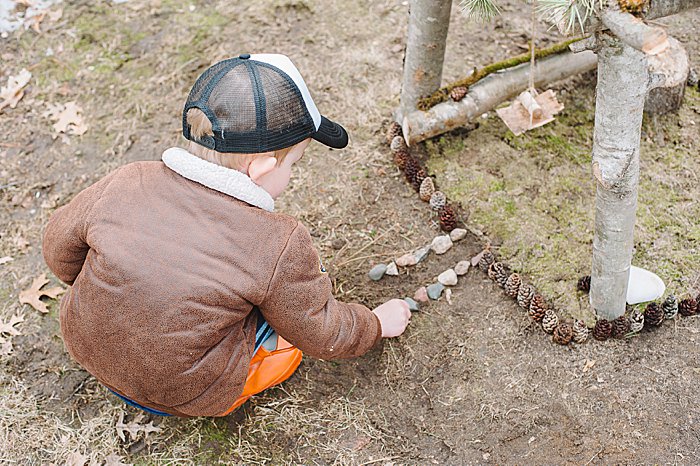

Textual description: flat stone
[396,253,417,267]
[413,246,431,263]
[431,235,453,255]
[385,262,399,276]
[455,260,471,276]
[414,286,429,303]
[449,228,467,242]
[438,269,458,286]
[427,283,445,300]
[403,297,420,312]
[445,288,453,305]
[368,264,387,281]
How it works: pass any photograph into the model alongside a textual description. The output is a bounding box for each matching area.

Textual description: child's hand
[372,299,411,338]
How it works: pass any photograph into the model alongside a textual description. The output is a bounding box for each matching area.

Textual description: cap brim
[312,116,349,149]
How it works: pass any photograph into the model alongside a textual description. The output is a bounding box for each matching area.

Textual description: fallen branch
[416,38,582,111]
[403,50,598,145]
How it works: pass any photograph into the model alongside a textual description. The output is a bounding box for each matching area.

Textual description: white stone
[431,235,453,255]
[455,260,470,276]
[438,269,458,286]
[385,262,399,276]
[445,288,453,305]
[449,228,467,242]
[626,265,666,305]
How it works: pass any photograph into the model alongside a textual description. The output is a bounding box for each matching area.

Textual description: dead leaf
[65,451,88,466]
[470,249,487,267]
[0,256,13,265]
[103,454,132,466]
[0,314,24,336]
[115,412,161,442]
[582,358,596,373]
[43,102,89,137]
[19,273,65,314]
[0,69,32,113]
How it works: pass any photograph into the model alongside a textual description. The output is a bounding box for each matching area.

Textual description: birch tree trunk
[397,0,452,122]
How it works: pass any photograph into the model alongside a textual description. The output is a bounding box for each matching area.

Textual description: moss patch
[428,83,700,323]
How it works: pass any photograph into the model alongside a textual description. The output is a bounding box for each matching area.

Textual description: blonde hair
[185,108,291,171]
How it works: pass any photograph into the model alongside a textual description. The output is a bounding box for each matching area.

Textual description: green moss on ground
[427,85,700,324]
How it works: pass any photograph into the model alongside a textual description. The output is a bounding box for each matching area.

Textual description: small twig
[585,446,606,465]
[359,457,400,466]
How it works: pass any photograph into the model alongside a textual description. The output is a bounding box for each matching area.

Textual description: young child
[42,54,410,417]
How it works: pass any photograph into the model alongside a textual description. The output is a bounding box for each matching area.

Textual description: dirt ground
[2,0,700,464]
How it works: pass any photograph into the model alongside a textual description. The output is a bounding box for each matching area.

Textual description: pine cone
[552,322,573,345]
[403,157,422,189]
[577,275,591,293]
[592,319,613,341]
[450,86,468,102]
[393,148,410,170]
[679,297,697,317]
[611,315,631,338]
[488,262,510,288]
[419,177,435,202]
[629,309,644,333]
[439,205,458,232]
[517,284,535,310]
[572,320,589,344]
[478,250,495,273]
[411,167,427,191]
[390,135,407,153]
[542,309,559,334]
[504,273,521,298]
[662,295,678,320]
[528,294,547,322]
[429,191,447,211]
[386,121,402,144]
[645,302,664,327]
[618,0,644,14]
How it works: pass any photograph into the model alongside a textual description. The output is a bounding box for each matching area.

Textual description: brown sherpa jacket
[42,147,382,417]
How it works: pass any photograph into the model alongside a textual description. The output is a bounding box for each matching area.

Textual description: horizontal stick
[402,50,598,145]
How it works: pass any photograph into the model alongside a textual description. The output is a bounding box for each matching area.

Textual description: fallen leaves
[115,412,161,442]
[0,69,32,113]
[60,451,132,466]
[0,314,24,356]
[19,273,65,314]
[43,101,89,137]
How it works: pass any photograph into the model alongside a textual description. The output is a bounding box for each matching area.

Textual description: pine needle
[460,0,501,21]
[536,0,604,33]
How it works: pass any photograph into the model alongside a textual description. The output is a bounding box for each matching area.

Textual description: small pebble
[403,297,420,312]
[431,235,453,255]
[438,269,458,286]
[455,260,470,276]
[385,262,399,276]
[368,264,387,281]
[445,288,453,305]
[449,228,467,242]
[396,253,417,267]
[413,246,431,263]
[414,286,429,303]
[427,283,445,300]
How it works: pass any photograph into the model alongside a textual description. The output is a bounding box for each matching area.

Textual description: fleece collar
[162,147,275,212]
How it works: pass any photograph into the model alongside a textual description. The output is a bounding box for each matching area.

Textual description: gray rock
[385,262,399,276]
[431,235,453,255]
[427,283,445,300]
[449,228,467,242]
[455,260,470,276]
[403,297,420,312]
[396,253,417,267]
[413,246,431,263]
[438,269,458,286]
[368,264,387,281]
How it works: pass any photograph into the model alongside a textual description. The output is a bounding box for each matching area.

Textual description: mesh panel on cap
[258,66,310,133]
[187,59,237,104]
[207,66,257,133]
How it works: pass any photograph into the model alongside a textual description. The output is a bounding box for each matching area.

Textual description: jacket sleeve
[259,222,382,360]
[42,170,118,285]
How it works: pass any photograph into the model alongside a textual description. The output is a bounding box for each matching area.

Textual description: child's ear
[248,155,278,183]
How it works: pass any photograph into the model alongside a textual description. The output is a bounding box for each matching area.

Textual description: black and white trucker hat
[182,53,348,153]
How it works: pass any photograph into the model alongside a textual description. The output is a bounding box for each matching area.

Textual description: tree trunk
[397,0,452,122]
[589,34,648,320]
[402,50,598,145]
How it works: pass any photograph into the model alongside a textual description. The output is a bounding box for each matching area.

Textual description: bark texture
[402,51,598,145]
[397,0,452,122]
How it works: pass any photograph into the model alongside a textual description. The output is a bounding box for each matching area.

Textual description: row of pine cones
[578,275,699,341]
[386,122,459,232]
[477,249,588,345]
